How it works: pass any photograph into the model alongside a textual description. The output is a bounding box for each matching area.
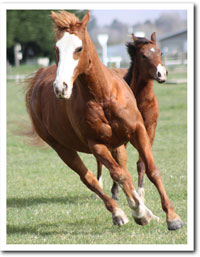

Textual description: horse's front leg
[110,146,128,200]
[89,141,159,226]
[54,144,128,226]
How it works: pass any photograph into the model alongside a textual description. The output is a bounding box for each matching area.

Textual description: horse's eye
[76,47,82,53]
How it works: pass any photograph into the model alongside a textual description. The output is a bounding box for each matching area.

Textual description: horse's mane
[124,37,152,85]
[52,11,81,37]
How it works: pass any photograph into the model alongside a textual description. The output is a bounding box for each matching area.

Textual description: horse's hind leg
[54,145,129,226]
[111,182,119,200]
[89,141,159,226]
[131,122,184,230]
[94,160,104,200]
[97,153,121,201]
[96,159,119,201]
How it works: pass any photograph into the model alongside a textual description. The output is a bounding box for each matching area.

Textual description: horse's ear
[132,33,138,43]
[81,11,90,29]
[51,11,57,22]
[151,32,156,42]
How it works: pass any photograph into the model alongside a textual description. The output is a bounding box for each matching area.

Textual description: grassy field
[7,65,187,246]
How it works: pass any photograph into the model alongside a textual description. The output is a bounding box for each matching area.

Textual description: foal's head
[128,32,168,83]
[51,11,90,99]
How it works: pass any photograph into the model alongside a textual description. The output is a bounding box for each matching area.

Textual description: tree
[7,10,87,65]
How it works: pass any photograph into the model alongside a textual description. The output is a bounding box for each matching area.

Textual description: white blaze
[54,32,82,98]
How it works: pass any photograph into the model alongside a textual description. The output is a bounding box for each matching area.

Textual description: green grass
[7,65,187,245]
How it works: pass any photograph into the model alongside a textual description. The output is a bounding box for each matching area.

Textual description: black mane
[124,37,151,85]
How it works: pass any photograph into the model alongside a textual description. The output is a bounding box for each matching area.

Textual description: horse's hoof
[132,205,159,226]
[113,216,129,226]
[167,219,184,230]
[133,208,152,226]
[112,208,129,226]
[133,216,149,226]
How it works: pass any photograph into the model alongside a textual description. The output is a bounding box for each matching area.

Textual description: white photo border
[0,1,194,252]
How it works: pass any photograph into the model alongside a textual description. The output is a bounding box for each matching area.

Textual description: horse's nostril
[62,88,66,96]
[157,71,161,78]
[55,87,59,95]
[63,82,68,89]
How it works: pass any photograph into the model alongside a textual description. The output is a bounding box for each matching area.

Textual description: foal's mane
[124,37,152,85]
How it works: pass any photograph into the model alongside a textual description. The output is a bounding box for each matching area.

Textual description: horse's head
[131,32,168,83]
[51,11,90,99]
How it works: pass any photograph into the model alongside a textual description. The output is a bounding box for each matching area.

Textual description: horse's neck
[129,66,155,101]
[124,62,134,86]
[78,32,110,102]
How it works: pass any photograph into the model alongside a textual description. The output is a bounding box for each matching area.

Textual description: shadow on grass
[7,219,111,238]
[7,195,111,239]
[7,194,91,208]
[7,223,60,237]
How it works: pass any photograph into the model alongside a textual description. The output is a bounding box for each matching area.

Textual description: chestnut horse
[97,33,167,202]
[25,11,183,230]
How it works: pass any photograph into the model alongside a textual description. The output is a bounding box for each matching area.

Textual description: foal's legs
[131,123,183,230]
[137,125,156,202]
[53,144,129,226]
[137,157,145,202]
[89,141,159,226]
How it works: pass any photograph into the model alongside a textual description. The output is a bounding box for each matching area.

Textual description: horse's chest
[83,103,112,142]
[77,102,124,146]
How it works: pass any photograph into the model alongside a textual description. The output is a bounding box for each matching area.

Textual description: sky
[91,10,187,27]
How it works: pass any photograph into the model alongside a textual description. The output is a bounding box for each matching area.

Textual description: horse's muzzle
[156,66,168,84]
[156,77,166,84]
[53,81,69,99]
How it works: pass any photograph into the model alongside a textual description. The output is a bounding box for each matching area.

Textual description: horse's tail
[24,68,48,148]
